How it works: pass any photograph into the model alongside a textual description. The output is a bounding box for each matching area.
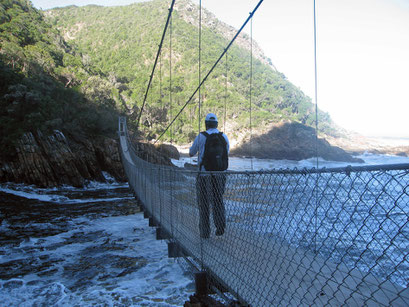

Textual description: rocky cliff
[0,130,126,188]
[174,0,273,67]
[0,129,180,188]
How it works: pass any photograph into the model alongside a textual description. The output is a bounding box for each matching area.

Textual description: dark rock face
[155,143,180,160]
[130,141,176,167]
[0,130,126,188]
[231,122,363,163]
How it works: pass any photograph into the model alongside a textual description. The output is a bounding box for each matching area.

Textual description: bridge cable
[198,0,202,171]
[136,0,176,131]
[168,13,175,234]
[198,0,205,271]
[160,51,163,110]
[313,0,319,170]
[169,14,173,143]
[250,17,254,171]
[313,0,319,252]
[224,52,227,133]
[170,13,175,235]
[249,17,255,230]
[154,0,265,144]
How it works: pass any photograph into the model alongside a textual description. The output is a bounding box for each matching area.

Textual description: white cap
[205,113,218,122]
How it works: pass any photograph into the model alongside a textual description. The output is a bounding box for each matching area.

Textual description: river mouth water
[0,182,193,306]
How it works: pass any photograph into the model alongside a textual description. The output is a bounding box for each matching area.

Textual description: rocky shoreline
[326,133,409,158]
[1,123,407,188]
[0,130,181,188]
[231,122,364,163]
[0,130,126,188]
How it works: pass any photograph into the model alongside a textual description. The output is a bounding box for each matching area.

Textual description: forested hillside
[0,0,131,186]
[0,0,362,187]
[0,0,120,158]
[46,0,336,144]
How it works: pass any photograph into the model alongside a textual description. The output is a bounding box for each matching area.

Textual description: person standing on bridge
[189,113,230,239]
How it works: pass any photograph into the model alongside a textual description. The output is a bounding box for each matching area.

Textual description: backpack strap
[199,132,208,170]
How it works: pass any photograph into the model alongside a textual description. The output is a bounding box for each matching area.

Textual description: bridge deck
[165,209,408,306]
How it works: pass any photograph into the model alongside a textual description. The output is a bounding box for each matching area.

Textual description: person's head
[205,113,218,129]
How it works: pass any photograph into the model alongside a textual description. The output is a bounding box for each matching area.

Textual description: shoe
[215,229,224,236]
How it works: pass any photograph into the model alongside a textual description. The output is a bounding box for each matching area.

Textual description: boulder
[155,143,180,160]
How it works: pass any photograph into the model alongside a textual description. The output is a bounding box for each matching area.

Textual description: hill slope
[0,0,129,186]
[0,0,365,187]
[0,0,121,154]
[46,0,337,145]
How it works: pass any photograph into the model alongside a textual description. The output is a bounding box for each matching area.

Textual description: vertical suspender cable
[160,51,163,110]
[313,0,319,253]
[154,0,264,144]
[198,0,202,171]
[169,15,173,143]
[198,0,204,271]
[136,0,176,131]
[313,0,319,169]
[168,15,174,237]
[224,52,228,133]
[250,17,254,171]
[249,16,255,228]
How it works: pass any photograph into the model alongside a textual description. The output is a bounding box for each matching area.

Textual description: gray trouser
[196,174,226,238]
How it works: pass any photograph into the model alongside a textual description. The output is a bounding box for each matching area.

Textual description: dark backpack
[201,131,228,171]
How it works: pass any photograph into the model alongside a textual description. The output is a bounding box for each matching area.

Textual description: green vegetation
[1,0,337,159]
[46,0,336,143]
[0,0,121,158]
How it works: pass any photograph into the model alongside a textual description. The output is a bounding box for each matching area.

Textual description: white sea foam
[173,153,409,171]
[0,213,192,306]
[355,152,409,165]
[84,172,129,190]
[0,220,10,232]
[62,196,135,204]
[0,279,68,307]
[0,185,134,204]
[84,181,129,190]
[0,176,131,204]
[0,186,71,202]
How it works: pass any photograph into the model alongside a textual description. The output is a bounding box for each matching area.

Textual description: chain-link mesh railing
[119,118,409,306]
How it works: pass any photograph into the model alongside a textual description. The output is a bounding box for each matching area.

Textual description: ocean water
[0,177,194,306]
[1,155,408,306]
[173,151,409,171]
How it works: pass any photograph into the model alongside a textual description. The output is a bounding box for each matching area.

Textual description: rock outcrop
[0,128,183,188]
[0,130,126,188]
[174,0,272,67]
[155,143,180,160]
[231,122,364,163]
[131,141,177,166]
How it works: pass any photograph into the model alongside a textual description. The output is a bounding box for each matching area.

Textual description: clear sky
[31,0,409,138]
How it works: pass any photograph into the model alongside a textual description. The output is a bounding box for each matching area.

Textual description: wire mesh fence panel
[118,118,409,306]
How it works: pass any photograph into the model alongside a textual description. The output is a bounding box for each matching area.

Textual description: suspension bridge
[119,0,409,305]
